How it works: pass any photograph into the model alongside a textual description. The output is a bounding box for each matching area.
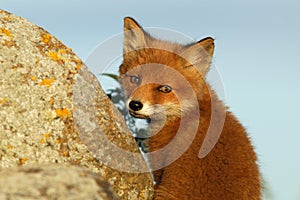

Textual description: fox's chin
[129,110,150,119]
[129,110,169,123]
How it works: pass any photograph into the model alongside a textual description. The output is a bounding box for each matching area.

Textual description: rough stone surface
[0,164,119,200]
[0,9,153,200]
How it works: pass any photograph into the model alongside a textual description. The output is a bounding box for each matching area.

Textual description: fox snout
[127,100,150,119]
[126,97,151,119]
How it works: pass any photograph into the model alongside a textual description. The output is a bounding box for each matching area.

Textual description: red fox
[119,17,261,200]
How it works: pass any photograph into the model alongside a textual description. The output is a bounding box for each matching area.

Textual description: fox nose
[129,100,143,111]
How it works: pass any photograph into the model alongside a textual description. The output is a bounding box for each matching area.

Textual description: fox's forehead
[122,47,188,70]
[128,63,177,75]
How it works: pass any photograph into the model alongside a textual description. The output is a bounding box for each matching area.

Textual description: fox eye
[158,85,172,93]
[130,76,140,84]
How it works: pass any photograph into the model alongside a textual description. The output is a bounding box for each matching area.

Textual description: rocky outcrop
[0,164,119,200]
[0,10,153,200]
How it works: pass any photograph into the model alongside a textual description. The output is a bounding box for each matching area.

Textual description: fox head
[119,17,214,120]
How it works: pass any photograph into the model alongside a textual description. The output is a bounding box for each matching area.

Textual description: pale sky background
[1,1,300,199]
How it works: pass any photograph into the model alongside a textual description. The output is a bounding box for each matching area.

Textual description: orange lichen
[73,59,83,70]
[49,98,54,104]
[41,33,52,44]
[48,51,61,62]
[63,151,69,157]
[20,157,27,165]
[40,138,45,144]
[76,63,82,70]
[55,108,71,117]
[0,28,12,37]
[59,49,67,54]
[0,98,7,105]
[3,16,13,21]
[31,76,37,81]
[7,145,13,149]
[39,77,55,87]
[43,132,52,139]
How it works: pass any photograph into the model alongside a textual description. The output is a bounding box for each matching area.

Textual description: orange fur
[120,17,261,199]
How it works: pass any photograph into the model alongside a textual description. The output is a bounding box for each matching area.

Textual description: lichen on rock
[0,9,153,200]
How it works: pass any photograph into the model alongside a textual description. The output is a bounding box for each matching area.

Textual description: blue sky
[1,1,300,199]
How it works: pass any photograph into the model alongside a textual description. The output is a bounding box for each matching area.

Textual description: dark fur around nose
[129,100,143,111]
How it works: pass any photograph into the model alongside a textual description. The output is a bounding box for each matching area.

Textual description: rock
[0,164,119,200]
[0,9,153,200]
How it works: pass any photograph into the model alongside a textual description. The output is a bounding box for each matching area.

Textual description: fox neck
[147,85,213,153]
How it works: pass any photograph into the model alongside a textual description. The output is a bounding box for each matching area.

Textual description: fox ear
[181,37,215,76]
[123,17,147,53]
